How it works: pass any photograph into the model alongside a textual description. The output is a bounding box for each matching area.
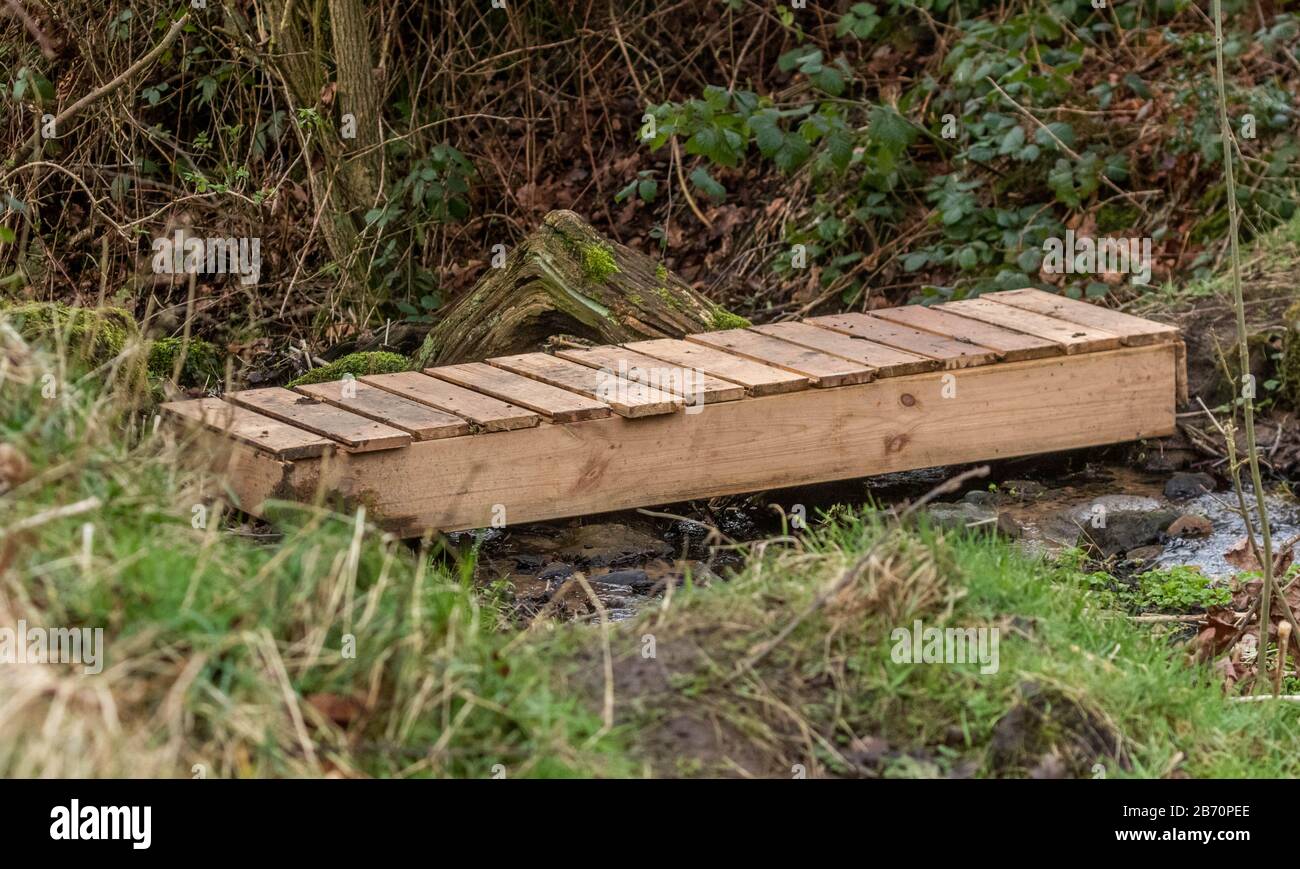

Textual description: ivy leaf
[689,166,726,201]
[1034,122,1075,151]
[902,251,930,272]
[1017,248,1043,272]
[1049,158,1079,208]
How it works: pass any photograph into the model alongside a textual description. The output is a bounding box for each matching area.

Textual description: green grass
[0,320,630,778]
[578,514,1300,778]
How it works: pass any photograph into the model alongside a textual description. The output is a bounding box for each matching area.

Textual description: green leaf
[0,226,15,244]
[902,252,930,272]
[689,166,726,201]
[1017,248,1042,272]
[1035,122,1075,150]
[869,106,917,152]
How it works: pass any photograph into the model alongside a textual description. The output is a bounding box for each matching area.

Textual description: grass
[0,320,630,778]
[3,312,1298,778]
[563,515,1300,778]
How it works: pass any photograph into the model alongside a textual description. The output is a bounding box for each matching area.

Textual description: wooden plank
[294,380,471,441]
[686,329,875,387]
[362,371,539,432]
[870,304,1062,361]
[161,397,332,460]
[429,362,612,423]
[290,344,1177,534]
[227,387,411,452]
[984,288,1179,346]
[936,297,1123,353]
[554,345,746,405]
[750,321,939,376]
[624,338,810,396]
[808,313,999,369]
[488,353,682,418]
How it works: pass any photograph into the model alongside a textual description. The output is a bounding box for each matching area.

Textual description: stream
[453,453,1300,622]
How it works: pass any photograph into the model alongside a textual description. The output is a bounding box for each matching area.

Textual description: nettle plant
[625,0,1300,305]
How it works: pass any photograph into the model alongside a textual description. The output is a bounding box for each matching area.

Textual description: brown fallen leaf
[1225,537,1261,572]
[0,443,32,495]
[306,692,365,728]
[1167,514,1212,538]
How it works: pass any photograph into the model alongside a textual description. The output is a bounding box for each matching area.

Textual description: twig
[4,496,102,536]
[1212,0,1276,694]
[13,14,190,163]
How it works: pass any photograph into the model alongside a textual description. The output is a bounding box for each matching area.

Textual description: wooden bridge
[162,289,1184,535]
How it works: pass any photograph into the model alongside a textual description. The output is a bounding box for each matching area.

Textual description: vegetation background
[2,0,1300,778]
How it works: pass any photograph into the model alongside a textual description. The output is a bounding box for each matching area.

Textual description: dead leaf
[1225,537,1261,572]
[306,693,364,728]
[0,443,31,494]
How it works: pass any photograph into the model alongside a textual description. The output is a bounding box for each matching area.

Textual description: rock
[513,553,546,572]
[1001,479,1046,501]
[963,490,999,507]
[538,562,575,582]
[1125,544,1166,564]
[1066,496,1180,558]
[594,568,650,590]
[551,523,673,567]
[1167,514,1213,538]
[1164,471,1215,501]
[925,501,1019,537]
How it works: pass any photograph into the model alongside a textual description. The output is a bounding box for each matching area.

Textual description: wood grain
[161,397,332,459]
[294,380,471,440]
[488,352,682,417]
[687,329,874,387]
[936,297,1122,353]
[227,387,411,451]
[984,288,1179,346]
[624,338,810,396]
[429,361,612,422]
[750,321,939,376]
[870,304,1062,361]
[362,371,539,432]
[554,344,746,404]
[808,313,999,368]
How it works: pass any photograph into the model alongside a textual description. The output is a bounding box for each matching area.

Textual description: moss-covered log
[414,210,747,367]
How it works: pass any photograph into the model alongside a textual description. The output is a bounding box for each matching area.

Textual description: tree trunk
[414,211,747,367]
[261,0,383,299]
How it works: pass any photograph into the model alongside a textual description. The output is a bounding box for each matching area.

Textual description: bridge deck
[162,289,1183,534]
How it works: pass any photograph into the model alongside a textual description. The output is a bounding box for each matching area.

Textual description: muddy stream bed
[448,448,1300,623]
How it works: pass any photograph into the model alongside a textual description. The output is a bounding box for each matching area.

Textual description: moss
[2,301,139,366]
[580,242,620,283]
[147,337,223,388]
[708,305,751,330]
[287,351,410,387]
[655,262,668,282]
[655,285,686,312]
[1282,300,1300,408]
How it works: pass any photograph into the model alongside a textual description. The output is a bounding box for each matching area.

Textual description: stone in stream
[924,502,1022,537]
[1164,471,1215,501]
[594,569,650,590]
[1000,479,1047,501]
[538,562,576,583]
[1166,514,1213,538]
[550,523,673,568]
[1065,495,1181,558]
